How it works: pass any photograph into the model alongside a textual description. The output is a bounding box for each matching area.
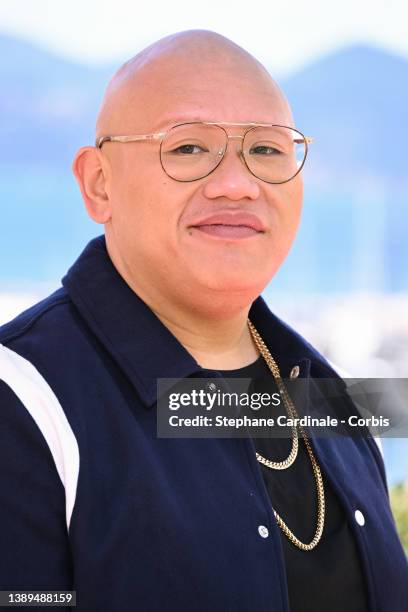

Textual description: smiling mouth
[192,224,264,239]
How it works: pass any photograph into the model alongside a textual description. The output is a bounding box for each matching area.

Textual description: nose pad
[202,141,260,201]
[217,140,246,169]
[223,145,249,174]
[238,149,246,165]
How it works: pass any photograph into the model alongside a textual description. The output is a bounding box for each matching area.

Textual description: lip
[189,212,266,233]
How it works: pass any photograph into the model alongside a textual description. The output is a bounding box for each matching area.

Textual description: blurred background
[0,0,407,550]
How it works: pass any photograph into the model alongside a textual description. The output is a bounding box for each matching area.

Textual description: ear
[72,146,112,224]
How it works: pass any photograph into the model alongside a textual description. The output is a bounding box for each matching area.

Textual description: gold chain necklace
[247,319,325,551]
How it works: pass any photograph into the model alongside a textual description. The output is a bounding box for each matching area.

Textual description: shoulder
[0,286,77,409]
[257,301,340,378]
[0,286,97,382]
[0,287,74,348]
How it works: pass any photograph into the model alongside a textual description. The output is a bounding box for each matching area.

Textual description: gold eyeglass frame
[96,121,313,184]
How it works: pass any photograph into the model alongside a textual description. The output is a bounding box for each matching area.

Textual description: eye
[170,144,208,155]
[249,145,282,156]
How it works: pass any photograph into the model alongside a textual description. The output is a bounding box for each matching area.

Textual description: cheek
[275,176,303,234]
[111,174,189,260]
[261,179,303,270]
[111,159,163,223]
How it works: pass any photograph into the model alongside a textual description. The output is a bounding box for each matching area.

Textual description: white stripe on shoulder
[0,343,80,530]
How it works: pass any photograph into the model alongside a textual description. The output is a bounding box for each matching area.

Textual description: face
[97,59,303,315]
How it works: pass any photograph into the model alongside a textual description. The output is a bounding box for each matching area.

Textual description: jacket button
[258,525,269,538]
[206,382,217,391]
[290,365,300,379]
[354,510,365,526]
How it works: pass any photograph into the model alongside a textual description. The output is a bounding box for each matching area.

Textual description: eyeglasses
[96,121,313,184]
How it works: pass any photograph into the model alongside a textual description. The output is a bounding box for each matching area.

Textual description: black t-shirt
[217,356,368,612]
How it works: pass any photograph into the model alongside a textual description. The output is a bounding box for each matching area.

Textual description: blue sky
[0,0,407,75]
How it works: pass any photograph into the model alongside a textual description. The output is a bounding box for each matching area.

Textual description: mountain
[281,44,408,182]
[0,35,407,290]
[0,34,114,166]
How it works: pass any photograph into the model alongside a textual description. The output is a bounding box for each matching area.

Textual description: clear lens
[160,123,227,181]
[243,126,306,183]
[160,123,307,183]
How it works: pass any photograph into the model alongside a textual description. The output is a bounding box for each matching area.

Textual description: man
[0,30,406,611]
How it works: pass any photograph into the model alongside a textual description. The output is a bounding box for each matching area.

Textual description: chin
[188,271,271,313]
[187,288,261,320]
[201,261,279,291]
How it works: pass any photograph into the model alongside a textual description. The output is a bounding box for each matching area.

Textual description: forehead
[97,36,294,139]
[122,67,291,132]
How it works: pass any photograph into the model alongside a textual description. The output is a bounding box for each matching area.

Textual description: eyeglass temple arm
[96,133,165,148]
[294,137,313,145]
[96,133,313,148]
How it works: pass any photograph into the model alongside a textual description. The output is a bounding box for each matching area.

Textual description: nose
[202,142,261,201]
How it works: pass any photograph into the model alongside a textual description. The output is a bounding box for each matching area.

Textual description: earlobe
[72,146,112,224]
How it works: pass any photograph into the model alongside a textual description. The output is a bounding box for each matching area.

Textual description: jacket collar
[62,235,338,408]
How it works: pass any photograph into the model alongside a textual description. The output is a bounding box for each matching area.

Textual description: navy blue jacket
[0,235,407,611]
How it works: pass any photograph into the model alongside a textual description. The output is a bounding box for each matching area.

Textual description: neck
[153,305,260,370]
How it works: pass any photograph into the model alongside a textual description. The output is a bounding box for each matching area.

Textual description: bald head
[96,30,293,140]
